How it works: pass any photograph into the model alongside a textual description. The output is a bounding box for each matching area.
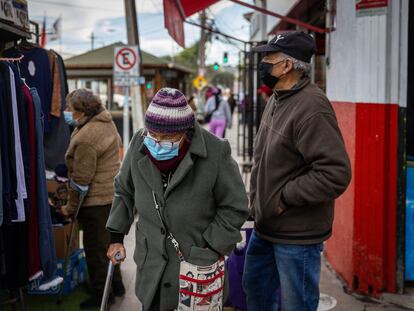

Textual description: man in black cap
[242,31,352,310]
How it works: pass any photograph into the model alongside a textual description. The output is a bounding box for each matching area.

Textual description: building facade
[246,0,413,298]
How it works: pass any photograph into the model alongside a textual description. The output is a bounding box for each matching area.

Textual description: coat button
[161,228,166,235]
[162,254,168,261]
[163,282,171,288]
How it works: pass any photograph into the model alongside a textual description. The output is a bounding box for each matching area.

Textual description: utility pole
[124,0,143,136]
[261,0,267,42]
[90,32,95,50]
[198,10,207,76]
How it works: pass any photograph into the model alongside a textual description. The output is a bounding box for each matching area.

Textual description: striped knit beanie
[145,88,195,134]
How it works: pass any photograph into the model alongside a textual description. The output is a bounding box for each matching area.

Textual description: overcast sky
[28,0,253,65]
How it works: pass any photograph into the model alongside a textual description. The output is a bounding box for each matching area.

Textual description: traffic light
[223,52,228,63]
[146,82,152,89]
[213,62,220,71]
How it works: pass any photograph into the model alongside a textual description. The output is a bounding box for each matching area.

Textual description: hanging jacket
[8,66,27,222]
[0,62,18,223]
[31,87,57,282]
[43,50,70,170]
[23,85,42,279]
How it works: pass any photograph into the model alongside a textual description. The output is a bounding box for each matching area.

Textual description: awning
[163,0,220,48]
[164,0,329,48]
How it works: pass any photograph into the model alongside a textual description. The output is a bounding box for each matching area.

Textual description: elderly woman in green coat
[106,88,249,310]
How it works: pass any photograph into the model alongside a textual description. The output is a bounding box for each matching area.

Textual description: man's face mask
[258,59,286,89]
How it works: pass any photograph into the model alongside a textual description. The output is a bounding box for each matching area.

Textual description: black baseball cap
[252,31,317,63]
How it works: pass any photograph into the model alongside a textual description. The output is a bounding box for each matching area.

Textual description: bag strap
[152,191,185,262]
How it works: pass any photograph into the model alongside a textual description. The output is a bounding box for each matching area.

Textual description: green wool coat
[106,123,249,310]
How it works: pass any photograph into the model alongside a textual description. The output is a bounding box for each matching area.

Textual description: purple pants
[209,118,226,138]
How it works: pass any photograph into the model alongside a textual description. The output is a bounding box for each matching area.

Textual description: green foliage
[162,41,199,68]
[210,71,234,89]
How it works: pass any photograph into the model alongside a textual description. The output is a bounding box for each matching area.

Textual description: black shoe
[79,294,114,309]
[112,281,126,297]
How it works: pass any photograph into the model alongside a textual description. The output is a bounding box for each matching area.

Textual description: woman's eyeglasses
[142,131,184,150]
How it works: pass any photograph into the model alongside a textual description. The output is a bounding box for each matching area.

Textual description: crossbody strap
[152,191,185,262]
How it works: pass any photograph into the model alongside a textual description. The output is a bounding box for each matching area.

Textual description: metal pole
[123,86,130,153]
[198,10,207,75]
[242,44,247,162]
[90,32,95,51]
[124,0,143,133]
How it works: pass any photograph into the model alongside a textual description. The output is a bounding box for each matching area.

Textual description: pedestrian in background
[243,32,352,311]
[106,88,249,310]
[61,89,125,309]
[187,95,196,112]
[227,91,237,116]
[204,88,232,138]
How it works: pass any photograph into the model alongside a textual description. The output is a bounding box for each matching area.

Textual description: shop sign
[356,0,388,17]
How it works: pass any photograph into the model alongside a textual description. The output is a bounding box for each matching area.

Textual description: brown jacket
[250,78,351,244]
[66,110,121,213]
[47,50,61,118]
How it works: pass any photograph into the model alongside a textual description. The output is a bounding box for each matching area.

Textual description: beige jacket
[65,109,121,213]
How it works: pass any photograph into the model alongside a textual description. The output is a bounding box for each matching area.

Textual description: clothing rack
[0,14,30,311]
[0,289,26,311]
[0,55,24,62]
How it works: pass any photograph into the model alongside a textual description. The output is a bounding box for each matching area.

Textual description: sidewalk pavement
[111,114,409,311]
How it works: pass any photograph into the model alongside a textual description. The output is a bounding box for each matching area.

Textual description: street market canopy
[163,0,219,48]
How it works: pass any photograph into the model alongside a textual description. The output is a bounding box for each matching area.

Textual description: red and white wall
[325,0,409,296]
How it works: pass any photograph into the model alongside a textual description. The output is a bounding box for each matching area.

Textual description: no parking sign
[113,46,140,86]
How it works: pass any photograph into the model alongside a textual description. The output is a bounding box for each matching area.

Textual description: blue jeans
[242,230,322,311]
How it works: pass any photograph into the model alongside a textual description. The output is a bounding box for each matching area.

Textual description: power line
[207,8,236,33]
[30,0,124,12]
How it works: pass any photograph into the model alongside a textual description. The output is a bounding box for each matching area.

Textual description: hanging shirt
[18,48,54,133]
[0,146,2,227]
[0,62,18,223]
[31,87,58,282]
[9,67,27,222]
[43,50,70,170]
[22,85,42,279]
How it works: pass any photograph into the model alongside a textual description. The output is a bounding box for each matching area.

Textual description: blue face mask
[143,134,181,161]
[64,111,78,127]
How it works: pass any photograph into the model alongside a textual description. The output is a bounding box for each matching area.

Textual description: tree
[163,41,199,68]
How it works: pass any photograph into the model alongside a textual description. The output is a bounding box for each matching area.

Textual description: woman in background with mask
[61,89,125,309]
[204,87,232,138]
[106,88,248,310]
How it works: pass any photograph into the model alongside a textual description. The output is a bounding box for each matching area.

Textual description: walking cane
[100,251,122,311]
[56,180,89,305]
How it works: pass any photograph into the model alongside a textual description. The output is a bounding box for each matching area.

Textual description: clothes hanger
[17,38,38,51]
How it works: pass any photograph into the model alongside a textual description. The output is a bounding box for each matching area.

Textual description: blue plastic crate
[406,166,414,281]
[28,248,87,295]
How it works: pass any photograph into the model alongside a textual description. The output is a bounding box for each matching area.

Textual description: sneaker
[79,294,115,309]
[112,281,126,297]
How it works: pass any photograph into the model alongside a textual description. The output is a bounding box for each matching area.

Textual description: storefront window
[67,79,109,108]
